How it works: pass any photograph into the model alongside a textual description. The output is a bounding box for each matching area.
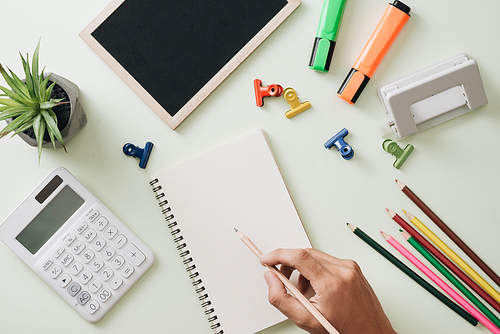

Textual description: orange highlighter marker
[337,1,410,104]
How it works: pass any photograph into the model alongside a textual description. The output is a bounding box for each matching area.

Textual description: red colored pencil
[386,208,500,314]
[396,180,500,289]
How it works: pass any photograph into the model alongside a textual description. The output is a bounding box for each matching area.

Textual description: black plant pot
[14,73,87,148]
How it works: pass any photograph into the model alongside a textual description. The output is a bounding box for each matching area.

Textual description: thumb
[264,271,307,320]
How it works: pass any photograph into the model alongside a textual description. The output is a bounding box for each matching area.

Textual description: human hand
[260,248,396,334]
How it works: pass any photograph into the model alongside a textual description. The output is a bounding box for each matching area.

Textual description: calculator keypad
[37,203,154,322]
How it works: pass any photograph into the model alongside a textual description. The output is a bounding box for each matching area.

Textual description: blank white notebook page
[151,129,311,334]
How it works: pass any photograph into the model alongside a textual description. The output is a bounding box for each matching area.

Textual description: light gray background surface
[1,0,499,333]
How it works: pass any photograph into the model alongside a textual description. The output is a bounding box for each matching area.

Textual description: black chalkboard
[80,0,301,129]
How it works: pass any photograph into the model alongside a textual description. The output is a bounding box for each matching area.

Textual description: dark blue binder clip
[123,142,154,169]
[324,128,354,160]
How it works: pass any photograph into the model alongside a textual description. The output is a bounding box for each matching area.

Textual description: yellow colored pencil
[404,210,500,304]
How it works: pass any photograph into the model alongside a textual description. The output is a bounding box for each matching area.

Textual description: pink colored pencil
[381,231,500,334]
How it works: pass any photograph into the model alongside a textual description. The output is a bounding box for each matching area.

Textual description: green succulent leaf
[12,119,34,136]
[0,98,24,107]
[0,85,38,108]
[0,109,37,138]
[32,114,45,163]
[32,40,41,84]
[41,109,65,152]
[0,106,33,121]
[20,52,39,102]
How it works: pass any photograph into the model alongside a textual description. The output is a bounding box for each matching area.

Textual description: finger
[297,273,311,295]
[279,264,295,280]
[264,271,307,317]
[261,249,330,282]
[264,271,327,334]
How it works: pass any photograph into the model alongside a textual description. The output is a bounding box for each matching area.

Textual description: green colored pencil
[347,223,478,326]
[401,229,500,329]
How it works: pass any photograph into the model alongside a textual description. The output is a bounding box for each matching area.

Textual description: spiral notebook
[150,129,311,334]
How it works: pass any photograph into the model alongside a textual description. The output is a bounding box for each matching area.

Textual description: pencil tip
[380,231,390,239]
[347,223,357,232]
[396,179,405,190]
[386,208,395,217]
[400,230,411,240]
[234,228,238,232]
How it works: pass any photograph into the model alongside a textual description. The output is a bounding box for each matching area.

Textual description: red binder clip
[254,79,283,107]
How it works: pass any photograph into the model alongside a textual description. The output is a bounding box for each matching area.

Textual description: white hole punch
[377,53,488,139]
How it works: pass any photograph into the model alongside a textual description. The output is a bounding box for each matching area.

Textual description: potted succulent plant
[0,41,86,162]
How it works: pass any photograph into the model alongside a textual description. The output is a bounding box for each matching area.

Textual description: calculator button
[72,240,85,254]
[111,255,125,270]
[65,234,76,246]
[83,229,97,243]
[87,300,100,314]
[81,249,95,263]
[79,270,93,285]
[113,234,127,249]
[49,265,62,279]
[59,273,71,287]
[121,264,134,278]
[95,216,109,231]
[102,247,116,260]
[60,253,74,267]
[110,276,123,290]
[70,261,84,276]
[92,238,106,251]
[88,280,102,294]
[99,267,114,282]
[76,222,88,234]
[97,288,112,302]
[42,258,54,270]
[53,246,65,258]
[77,291,91,306]
[91,259,104,272]
[67,282,81,297]
[86,209,99,222]
[104,225,118,240]
[124,244,146,266]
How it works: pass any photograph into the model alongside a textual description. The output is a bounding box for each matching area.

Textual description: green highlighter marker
[309,0,348,72]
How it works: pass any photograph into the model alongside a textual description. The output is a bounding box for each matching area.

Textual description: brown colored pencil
[386,209,500,314]
[234,228,340,334]
[396,180,500,289]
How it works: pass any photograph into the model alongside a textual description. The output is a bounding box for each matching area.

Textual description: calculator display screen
[16,185,85,254]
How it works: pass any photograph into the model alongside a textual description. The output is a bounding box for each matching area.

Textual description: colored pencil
[382,231,500,334]
[234,228,340,334]
[405,210,500,305]
[347,223,478,326]
[386,208,500,314]
[396,179,500,288]
[401,230,500,329]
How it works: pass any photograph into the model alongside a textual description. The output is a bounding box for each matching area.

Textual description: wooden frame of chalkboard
[80,0,301,129]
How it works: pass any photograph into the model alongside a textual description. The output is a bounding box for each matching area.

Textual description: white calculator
[0,167,155,322]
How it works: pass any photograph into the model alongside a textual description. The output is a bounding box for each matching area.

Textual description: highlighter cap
[392,1,411,15]
[309,38,335,72]
[337,68,370,104]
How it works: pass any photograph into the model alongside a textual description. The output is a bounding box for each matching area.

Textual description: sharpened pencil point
[234,228,238,232]
[386,208,396,217]
[396,179,405,190]
[380,231,391,239]
[347,223,357,232]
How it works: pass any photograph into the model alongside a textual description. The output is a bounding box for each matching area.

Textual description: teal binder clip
[309,0,348,72]
[382,139,413,169]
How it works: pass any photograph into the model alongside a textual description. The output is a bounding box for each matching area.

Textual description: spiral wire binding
[150,179,223,333]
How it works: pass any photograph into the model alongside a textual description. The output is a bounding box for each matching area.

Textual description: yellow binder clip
[283,87,311,118]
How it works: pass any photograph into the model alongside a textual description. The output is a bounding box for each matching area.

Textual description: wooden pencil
[396,179,500,288]
[382,231,500,334]
[401,230,500,329]
[347,223,478,326]
[234,228,340,334]
[404,210,500,305]
[387,208,500,314]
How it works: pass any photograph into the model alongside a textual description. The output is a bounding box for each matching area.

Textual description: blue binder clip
[123,142,154,169]
[324,128,353,160]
